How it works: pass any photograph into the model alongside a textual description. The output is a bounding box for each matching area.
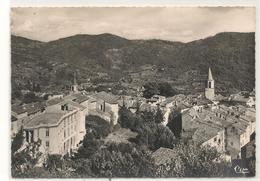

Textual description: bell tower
[71,72,78,93]
[205,67,215,100]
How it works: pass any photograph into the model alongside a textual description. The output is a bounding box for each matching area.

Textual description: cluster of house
[11,86,120,155]
[11,68,256,165]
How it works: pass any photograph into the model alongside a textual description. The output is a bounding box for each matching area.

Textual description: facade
[89,91,119,125]
[205,67,215,100]
[182,102,256,160]
[23,100,86,155]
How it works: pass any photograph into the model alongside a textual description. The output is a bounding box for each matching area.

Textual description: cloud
[11,7,255,42]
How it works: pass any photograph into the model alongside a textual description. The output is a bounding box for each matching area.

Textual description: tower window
[208,81,211,88]
[46,141,49,147]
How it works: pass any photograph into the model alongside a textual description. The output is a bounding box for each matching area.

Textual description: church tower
[71,72,78,93]
[205,67,215,100]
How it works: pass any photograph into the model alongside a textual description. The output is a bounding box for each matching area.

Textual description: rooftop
[24,112,68,129]
[192,125,221,144]
[12,102,45,115]
[92,91,119,104]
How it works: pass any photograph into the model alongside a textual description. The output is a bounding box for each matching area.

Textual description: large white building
[23,100,86,155]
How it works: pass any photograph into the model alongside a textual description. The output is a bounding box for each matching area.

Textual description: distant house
[11,103,45,136]
[246,97,255,108]
[47,94,64,100]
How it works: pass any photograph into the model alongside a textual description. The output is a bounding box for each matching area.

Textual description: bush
[85,115,112,139]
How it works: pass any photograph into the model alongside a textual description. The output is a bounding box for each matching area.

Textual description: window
[64,130,66,138]
[214,137,217,142]
[46,141,49,147]
[46,128,49,137]
[100,104,103,111]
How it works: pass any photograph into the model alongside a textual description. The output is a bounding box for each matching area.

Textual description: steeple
[208,67,213,81]
[205,67,215,100]
[70,72,78,93]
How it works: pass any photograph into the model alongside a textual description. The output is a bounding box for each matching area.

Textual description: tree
[160,143,233,177]
[140,110,155,123]
[155,106,164,124]
[23,92,43,104]
[90,143,156,177]
[158,82,177,97]
[143,82,160,99]
[143,81,177,99]
[45,154,63,172]
[118,105,136,130]
[85,115,112,139]
[11,129,24,154]
[11,140,43,178]
[75,132,101,159]
[167,109,182,138]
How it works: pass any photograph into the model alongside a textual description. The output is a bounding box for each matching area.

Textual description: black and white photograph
[10,6,256,178]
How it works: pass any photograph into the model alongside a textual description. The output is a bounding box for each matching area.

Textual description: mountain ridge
[11,32,255,96]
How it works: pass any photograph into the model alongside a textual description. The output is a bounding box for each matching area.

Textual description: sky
[11,7,255,42]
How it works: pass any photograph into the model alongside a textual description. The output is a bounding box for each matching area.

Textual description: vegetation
[156,143,234,177]
[11,32,255,99]
[167,109,182,138]
[118,105,176,150]
[85,115,112,139]
[143,81,177,98]
[22,92,43,104]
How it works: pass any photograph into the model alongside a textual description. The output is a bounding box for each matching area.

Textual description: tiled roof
[192,125,220,144]
[61,100,86,110]
[24,112,67,129]
[12,102,45,115]
[11,105,27,115]
[46,98,64,106]
[73,94,89,103]
[92,91,119,104]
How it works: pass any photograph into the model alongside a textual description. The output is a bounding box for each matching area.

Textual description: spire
[208,67,213,80]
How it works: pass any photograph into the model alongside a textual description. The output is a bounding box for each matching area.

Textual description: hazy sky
[11,7,255,42]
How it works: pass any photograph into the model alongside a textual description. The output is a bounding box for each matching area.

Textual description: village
[11,67,256,172]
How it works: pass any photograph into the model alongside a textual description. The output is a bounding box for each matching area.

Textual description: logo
[234,165,249,174]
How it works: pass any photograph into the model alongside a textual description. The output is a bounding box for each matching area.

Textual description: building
[89,91,119,125]
[205,67,215,100]
[182,102,256,160]
[11,103,45,136]
[70,72,78,93]
[23,100,86,155]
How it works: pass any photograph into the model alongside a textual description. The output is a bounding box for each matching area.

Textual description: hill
[11,32,255,96]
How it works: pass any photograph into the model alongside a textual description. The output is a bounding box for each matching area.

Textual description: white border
[1,0,259,181]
